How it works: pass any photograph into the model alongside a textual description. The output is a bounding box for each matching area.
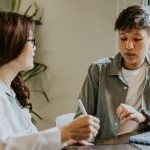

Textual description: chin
[125,58,137,64]
[24,64,34,71]
[29,64,34,70]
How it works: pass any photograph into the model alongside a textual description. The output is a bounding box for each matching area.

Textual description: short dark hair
[115,5,150,32]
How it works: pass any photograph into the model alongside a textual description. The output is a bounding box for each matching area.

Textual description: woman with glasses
[0,11,100,149]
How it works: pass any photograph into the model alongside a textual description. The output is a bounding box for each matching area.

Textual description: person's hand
[116,103,146,123]
[62,139,94,148]
[78,140,94,145]
[60,115,100,145]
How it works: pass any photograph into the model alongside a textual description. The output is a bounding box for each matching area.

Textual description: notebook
[129,131,150,145]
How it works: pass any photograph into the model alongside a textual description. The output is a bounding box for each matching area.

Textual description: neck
[0,62,19,88]
[123,59,145,70]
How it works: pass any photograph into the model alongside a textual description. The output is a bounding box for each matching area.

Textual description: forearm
[5,128,62,150]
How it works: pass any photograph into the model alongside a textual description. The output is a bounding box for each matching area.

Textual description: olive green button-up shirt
[75,52,150,142]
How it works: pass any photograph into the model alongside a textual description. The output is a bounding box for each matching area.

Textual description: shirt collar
[0,79,16,98]
[107,51,150,76]
[145,51,150,65]
[107,53,122,76]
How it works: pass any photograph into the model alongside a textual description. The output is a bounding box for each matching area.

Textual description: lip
[31,53,35,57]
[124,53,137,60]
[124,53,136,56]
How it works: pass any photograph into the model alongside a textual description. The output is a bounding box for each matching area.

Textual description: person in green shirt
[75,5,150,142]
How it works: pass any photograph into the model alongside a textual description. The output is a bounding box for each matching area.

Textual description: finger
[89,119,100,130]
[78,140,94,145]
[116,104,124,116]
[87,132,95,142]
[118,104,130,118]
[120,110,130,120]
[89,125,98,137]
[116,103,125,113]
[118,107,125,118]
[129,113,136,120]
[116,105,120,114]
[78,114,88,119]
[123,113,135,121]
[89,115,100,123]
[65,139,77,146]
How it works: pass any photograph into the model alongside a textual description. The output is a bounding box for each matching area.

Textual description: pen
[78,99,87,115]
[78,99,95,142]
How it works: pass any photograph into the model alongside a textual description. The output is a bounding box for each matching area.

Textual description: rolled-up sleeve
[75,63,99,117]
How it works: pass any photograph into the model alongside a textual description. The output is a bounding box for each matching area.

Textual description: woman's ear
[148,33,150,43]
[148,36,150,44]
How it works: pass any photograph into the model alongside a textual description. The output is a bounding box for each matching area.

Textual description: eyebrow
[119,32,142,36]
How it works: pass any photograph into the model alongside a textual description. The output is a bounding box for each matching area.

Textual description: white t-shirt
[0,80,61,150]
[118,63,147,135]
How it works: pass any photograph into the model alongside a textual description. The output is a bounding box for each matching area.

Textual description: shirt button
[124,86,127,89]
[115,122,118,126]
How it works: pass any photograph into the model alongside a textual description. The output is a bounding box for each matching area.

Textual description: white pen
[78,99,87,115]
[78,99,95,142]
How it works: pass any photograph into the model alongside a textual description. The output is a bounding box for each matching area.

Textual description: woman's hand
[116,103,146,123]
[60,115,100,145]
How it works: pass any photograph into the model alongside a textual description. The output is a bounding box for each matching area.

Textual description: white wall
[20,0,144,130]
[117,0,144,12]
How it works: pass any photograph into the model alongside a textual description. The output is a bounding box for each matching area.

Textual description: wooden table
[65,130,150,150]
[66,144,141,150]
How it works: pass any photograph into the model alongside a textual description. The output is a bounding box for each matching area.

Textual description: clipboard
[129,131,150,145]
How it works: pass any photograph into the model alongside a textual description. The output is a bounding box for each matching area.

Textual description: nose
[125,40,135,50]
[33,45,36,51]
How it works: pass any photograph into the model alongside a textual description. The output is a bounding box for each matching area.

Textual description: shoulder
[93,56,115,67]
[87,53,122,77]
[0,85,11,111]
[88,56,115,72]
[0,82,7,97]
[0,92,8,114]
[0,85,8,99]
[0,90,7,101]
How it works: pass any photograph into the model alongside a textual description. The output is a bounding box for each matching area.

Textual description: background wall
[19,0,144,130]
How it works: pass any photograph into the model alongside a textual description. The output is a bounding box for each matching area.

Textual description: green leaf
[22,62,47,82]
[12,0,21,12]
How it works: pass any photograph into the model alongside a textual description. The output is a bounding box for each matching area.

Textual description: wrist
[60,125,71,143]
[139,112,147,123]
[140,109,150,124]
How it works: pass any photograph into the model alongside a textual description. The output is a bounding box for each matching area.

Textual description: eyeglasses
[27,38,37,46]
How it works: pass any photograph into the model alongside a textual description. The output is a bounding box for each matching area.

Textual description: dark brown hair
[115,5,150,33]
[0,11,35,109]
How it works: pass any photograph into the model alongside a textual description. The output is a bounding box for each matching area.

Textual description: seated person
[75,5,150,142]
[0,11,100,149]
